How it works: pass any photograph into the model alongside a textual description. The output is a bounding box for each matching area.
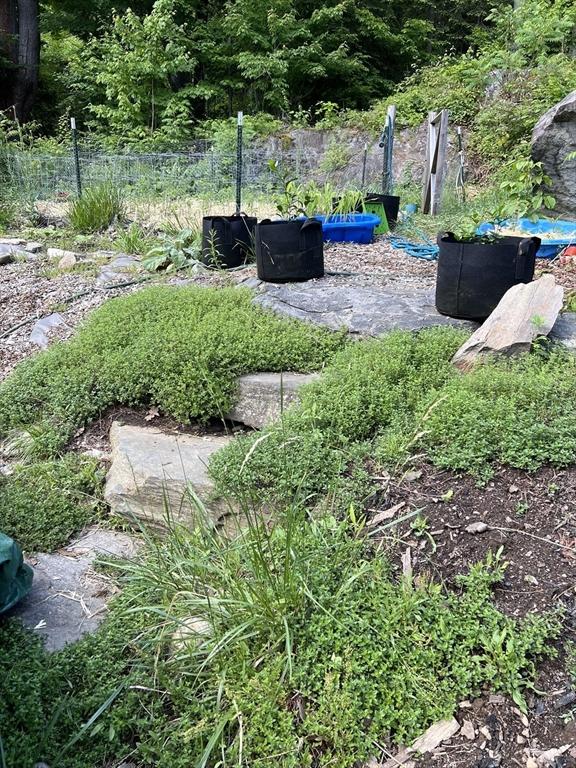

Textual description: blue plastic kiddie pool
[314,213,381,244]
[477,218,576,259]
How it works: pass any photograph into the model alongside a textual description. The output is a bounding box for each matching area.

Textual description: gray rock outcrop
[531,91,576,216]
[14,528,139,651]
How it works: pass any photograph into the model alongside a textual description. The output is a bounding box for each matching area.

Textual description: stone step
[15,528,139,651]
[104,422,233,530]
[226,372,317,428]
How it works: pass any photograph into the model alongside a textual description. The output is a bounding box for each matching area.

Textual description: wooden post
[422,109,449,215]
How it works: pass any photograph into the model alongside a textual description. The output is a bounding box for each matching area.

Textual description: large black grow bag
[435,232,541,320]
[201,214,257,268]
[255,218,324,283]
[363,193,400,229]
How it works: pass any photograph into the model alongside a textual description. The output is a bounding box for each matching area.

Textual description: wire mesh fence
[0,131,463,229]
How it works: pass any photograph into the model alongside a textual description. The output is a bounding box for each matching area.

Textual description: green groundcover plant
[210,327,576,503]
[0,509,562,768]
[0,455,104,551]
[0,286,345,456]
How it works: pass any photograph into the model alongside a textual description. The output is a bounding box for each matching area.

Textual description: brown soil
[369,465,576,768]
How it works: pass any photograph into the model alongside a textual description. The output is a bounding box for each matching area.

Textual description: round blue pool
[315,213,381,244]
[477,217,576,259]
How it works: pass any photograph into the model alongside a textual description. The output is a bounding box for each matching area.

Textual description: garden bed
[369,464,576,766]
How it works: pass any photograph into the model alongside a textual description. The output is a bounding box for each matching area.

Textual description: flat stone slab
[104,422,232,529]
[226,372,318,428]
[254,283,475,336]
[12,528,139,651]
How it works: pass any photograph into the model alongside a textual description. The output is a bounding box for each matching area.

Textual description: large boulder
[531,91,576,216]
[104,423,232,530]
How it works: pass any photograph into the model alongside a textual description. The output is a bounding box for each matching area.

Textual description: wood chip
[410,718,460,754]
[460,719,476,740]
[368,502,406,527]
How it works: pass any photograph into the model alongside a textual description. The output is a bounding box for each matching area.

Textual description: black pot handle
[300,218,320,250]
[515,236,540,279]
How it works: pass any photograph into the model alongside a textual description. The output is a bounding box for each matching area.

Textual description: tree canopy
[1,0,508,140]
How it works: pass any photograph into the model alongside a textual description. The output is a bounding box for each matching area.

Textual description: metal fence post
[361,143,368,190]
[70,117,82,197]
[236,111,243,214]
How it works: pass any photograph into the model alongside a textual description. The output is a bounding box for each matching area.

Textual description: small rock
[526,760,538,768]
[47,247,78,260]
[536,746,570,766]
[0,237,24,245]
[81,448,111,462]
[29,313,66,349]
[554,691,576,710]
[517,735,526,744]
[476,757,500,768]
[488,695,506,705]
[509,485,520,494]
[479,726,492,741]
[58,253,77,270]
[461,719,476,740]
[0,252,15,266]
[25,241,43,253]
[172,616,212,651]
[466,521,489,534]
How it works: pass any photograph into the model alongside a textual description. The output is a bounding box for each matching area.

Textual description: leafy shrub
[69,184,125,232]
[0,455,103,551]
[0,286,345,453]
[211,328,576,502]
[142,227,200,271]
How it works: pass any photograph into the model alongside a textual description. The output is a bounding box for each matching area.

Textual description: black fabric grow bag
[201,214,257,268]
[364,193,400,229]
[435,232,541,320]
[256,218,324,283]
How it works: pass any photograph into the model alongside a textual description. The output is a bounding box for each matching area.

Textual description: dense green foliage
[358,0,576,165]
[0,455,103,551]
[0,511,561,767]
[3,0,505,144]
[0,286,344,454]
[210,328,576,503]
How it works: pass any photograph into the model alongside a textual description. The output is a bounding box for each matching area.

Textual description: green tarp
[0,532,33,614]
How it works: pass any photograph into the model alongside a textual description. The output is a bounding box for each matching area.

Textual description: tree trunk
[12,0,39,122]
[0,0,18,112]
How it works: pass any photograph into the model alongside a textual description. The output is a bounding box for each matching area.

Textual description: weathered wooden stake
[422,109,449,215]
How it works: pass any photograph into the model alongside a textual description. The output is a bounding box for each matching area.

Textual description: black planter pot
[435,232,541,320]
[201,213,257,268]
[255,218,324,283]
[363,193,401,230]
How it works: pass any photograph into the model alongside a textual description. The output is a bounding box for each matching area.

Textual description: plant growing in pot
[201,213,257,269]
[435,210,541,321]
[255,161,324,283]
